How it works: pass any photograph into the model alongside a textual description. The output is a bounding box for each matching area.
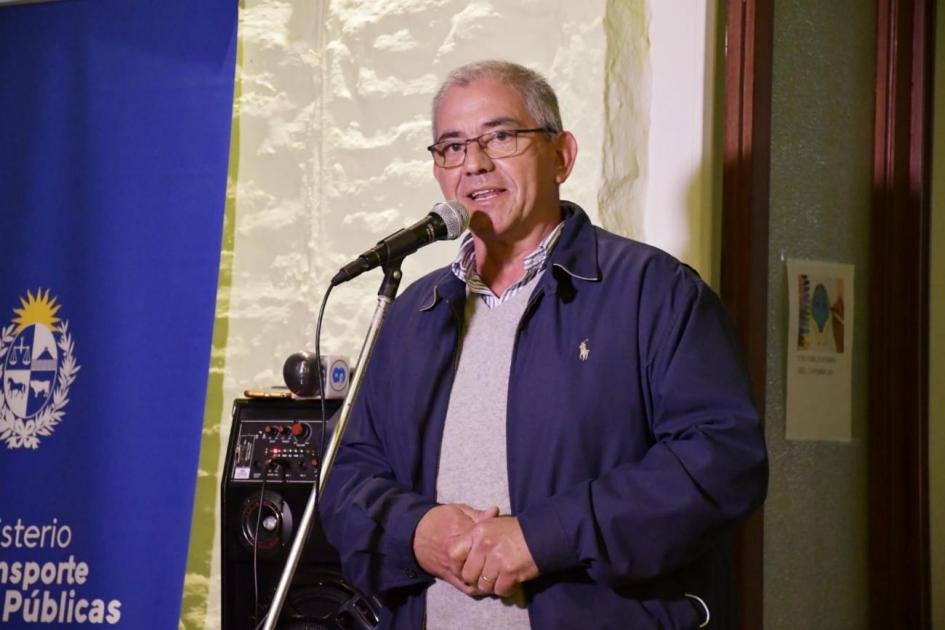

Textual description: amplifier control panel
[227,399,340,483]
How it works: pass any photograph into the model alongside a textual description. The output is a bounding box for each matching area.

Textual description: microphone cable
[252,464,271,626]
[313,283,334,514]
[254,285,335,630]
[253,457,291,630]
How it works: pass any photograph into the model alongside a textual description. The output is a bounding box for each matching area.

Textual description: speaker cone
[240,490,293,555]
[272,569,380,630]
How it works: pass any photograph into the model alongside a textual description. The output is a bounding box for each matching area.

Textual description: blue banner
[0,1,236,627]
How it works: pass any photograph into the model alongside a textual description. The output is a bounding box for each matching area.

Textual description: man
[319,60,767,629]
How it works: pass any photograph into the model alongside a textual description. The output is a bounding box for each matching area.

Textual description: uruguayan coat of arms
[0,289,80,449]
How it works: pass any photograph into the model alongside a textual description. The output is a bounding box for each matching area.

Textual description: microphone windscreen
[431,200,469,240]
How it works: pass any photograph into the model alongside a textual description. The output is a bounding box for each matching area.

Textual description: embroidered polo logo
[578,338,590,361]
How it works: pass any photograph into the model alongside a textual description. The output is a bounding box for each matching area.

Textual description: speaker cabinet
[221,397,379,629]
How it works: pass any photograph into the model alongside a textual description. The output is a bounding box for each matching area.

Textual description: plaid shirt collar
[450,221,565,308]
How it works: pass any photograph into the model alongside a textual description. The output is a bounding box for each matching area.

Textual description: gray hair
[431,60,563,139]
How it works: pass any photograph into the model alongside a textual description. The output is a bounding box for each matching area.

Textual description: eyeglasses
[427,128,551,168]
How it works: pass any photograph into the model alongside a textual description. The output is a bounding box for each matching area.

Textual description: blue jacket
[319,203,768,629]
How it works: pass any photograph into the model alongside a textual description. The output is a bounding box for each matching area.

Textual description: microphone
[331,200,469,285]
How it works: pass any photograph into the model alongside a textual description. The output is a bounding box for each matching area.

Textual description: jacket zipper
[429,294,465,499]
[421,295,464,626]
[505,288,546,514]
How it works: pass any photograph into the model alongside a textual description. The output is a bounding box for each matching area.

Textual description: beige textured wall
[229,0,608,377]
[223,0,717,382]
[184,2,720,627]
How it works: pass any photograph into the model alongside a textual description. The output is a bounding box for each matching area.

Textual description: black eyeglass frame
[426,127,554,168]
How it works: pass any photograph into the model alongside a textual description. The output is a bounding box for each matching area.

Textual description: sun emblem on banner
[0,289,80,449]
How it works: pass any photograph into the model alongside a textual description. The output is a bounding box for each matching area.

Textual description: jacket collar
[418,270,465,312]
[419,201,601,312]
[547,201,601,283]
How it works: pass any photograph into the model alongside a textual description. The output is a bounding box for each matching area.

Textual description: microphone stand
[262,259,404,630]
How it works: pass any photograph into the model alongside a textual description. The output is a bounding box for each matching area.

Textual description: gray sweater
[425,275,542,629]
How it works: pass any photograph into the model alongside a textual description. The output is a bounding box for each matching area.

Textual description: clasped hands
[412,503,539,598]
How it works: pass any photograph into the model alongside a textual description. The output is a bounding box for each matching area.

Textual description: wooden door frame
[721,1,936,628]
[721,1,773,629]
[869,0,934,628]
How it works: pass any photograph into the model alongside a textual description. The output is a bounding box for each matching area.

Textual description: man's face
[432,76,576,247]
